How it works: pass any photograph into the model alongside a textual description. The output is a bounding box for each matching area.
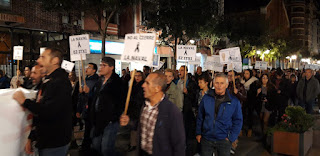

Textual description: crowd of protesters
[3,48,320,156]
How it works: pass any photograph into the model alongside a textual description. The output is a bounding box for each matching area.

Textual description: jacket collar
[45,68,67,80]
[208,89,232,102]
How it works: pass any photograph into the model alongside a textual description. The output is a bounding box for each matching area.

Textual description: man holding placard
[13,48,73,156]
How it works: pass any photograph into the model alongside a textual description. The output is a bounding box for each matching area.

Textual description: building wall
[265,0,290,37]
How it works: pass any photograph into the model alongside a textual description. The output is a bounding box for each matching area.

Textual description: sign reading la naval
[121,33,156,65]
[69,34,90,61]
[176,45,196,61]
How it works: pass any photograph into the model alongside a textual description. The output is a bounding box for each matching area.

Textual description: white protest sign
[219,47,241,64]
[61,60,75,73]
[40,47,46,55]
[0,88,36,156]
[154,61,165,70]
[176,45,197,61]
[189,54,201,65]
[243,65,249,70]
[205,55,223,72]
[304,64,312,70]
[227,62,242,73]
[152,54,160,67]
[121,33,156,65]
[69,34,90,61]
[255,61,268,70]
[13,46,23,60]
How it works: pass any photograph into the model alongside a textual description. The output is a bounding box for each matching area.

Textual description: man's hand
[196,135,201,143]
[277,90,281,94]
[76,113,81,118]
[120,114,130,126]
[25,139,34,154]
[234,88,238,94]
[183,88,188,94]
[232,139,239,149]
[83,85,90,93]
[13,91,26,105]
[79,87,83,93]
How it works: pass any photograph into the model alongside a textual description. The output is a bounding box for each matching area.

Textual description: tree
[36,0,135,58]
[142,0,218,67]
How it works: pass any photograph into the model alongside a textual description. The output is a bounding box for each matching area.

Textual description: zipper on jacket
[221,105,226,118]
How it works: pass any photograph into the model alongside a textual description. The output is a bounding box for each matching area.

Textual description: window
[292,6,304,13]
[0,0,11,10]
[292,29,304,35]
[292,17,304,24]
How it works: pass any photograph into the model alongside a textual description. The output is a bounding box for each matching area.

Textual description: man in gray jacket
[296,69,320,114]
[165,69,183,111]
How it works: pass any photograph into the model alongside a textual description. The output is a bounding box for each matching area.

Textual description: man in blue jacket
[196,73,243,156]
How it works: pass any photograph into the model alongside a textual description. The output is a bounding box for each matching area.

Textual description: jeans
[91,122,120,156]
[299,100,315,114]
[38,144,69,156]
[200,138,231,156]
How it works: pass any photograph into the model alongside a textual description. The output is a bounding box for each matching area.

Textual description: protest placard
[40,47,46,55]
[255,61,268,70]
[61,60,75,73]
[121,33,156,65]
[227,62,242,73]
[219,47,241,64]
[176,45,197,61]
[69,34,90,61]
[13,46,23,60]
[152,54,160,67]
[205,55,224,72]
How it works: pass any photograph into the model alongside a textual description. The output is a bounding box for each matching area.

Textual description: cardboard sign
[255,61,268,70]
[205,55,223,72]
[243,65,249,70]
[61,60,75,73]
[69,34,90,61]
[121,33,156,65]
[13,46,23,60]
[176,45,197,61]
[152,54,160,67]
[227,62,242,73]
[219,47,241,64]
[40,47,46,55]
[189,54,201,65]
[154,61,165,70]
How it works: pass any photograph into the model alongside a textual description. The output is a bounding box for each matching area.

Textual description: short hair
[180,65,188,71]
[45,47,63,66]
[143,66,151,71]
[214,73,228,84]
[150,72,167,92]
[88,63,97,72]
[290,74,296,78]
[101,57,115,72]
[24,65,33,70]
[136,70,145,80]
[198,73,211,83]
[165,68,175,76]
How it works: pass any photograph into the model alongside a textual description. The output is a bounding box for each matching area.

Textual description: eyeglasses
[135,75,142,77]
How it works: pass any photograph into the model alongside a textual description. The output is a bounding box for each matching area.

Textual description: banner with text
[255,61,268,70]
[69,34,90,61]
[121,33,156,65]
[176,45,197,62]
[13,46,23,60]
[219,47,241,64]
[205,55,224,72]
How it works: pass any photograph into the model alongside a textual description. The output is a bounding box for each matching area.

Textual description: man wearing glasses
[90,57,125,156]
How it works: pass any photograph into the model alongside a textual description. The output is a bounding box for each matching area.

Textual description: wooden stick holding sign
[231,63,236,89]
[17,60,20,77]
[78,62,82,89]
[80,54,87,86]
[211,70,214,88]
[123,69,136,115]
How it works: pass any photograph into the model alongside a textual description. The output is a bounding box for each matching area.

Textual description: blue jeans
[38,144,69,156]
[299,100,315,114]
[200,138,231,156]
[91,122,120,156]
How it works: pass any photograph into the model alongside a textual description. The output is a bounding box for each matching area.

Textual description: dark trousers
[299,100,315,114]
[200,138,231,156]
[81,118,92,148]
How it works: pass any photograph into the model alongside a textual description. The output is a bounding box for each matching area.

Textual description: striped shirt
[140,95,164,154]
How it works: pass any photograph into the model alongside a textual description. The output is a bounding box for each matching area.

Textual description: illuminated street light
[190,40,195,44]
[286,56,290,59]
[291,55,297,60]
[264,50,270,54]
[256,50,261,54]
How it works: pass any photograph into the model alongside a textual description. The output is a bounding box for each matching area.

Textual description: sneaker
[230,148,235,155]
[318,109,320,114]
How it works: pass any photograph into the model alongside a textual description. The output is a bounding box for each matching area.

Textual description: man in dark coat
[120,72,185,156]
[13,48,72,156]
[90,57,125,156]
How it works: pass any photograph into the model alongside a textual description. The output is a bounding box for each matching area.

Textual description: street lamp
[264,50,270,54]
[190,40,195,44]
[291,55,297,60]
[256,50,261,54]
